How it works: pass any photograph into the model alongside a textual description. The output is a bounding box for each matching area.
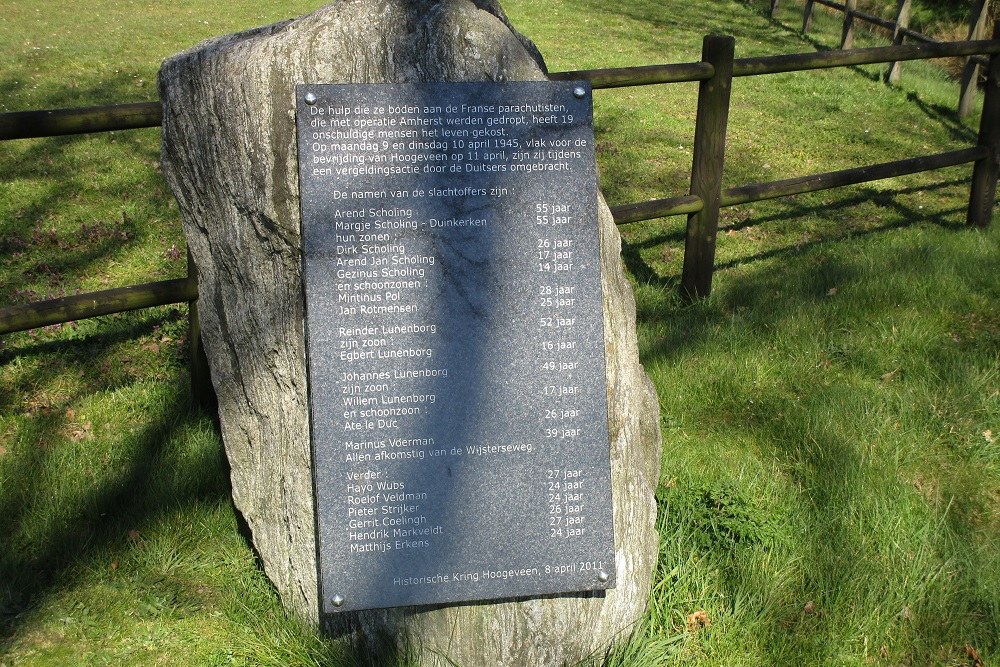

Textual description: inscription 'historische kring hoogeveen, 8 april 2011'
[296,81,615,614]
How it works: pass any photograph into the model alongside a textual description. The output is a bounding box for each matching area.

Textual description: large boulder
[159,1,661,664]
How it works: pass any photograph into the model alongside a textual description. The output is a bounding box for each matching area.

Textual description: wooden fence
[1,31,998,397]
[773,0,994,116]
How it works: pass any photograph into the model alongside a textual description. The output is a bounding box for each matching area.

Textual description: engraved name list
[296,82,615,613]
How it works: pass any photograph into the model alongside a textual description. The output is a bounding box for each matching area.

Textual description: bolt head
[573,86,587,99]
[305,92,318,105]
[331,594,345,607]
[597,570,610,583]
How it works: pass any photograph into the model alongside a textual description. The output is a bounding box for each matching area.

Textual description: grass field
[1,0,998,665]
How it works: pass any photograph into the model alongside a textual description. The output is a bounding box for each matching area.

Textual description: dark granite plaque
[297,81,614,613]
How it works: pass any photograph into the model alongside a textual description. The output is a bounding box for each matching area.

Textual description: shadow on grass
[0,72,173,314]
[725,380,998,663]
[744,0,985,143]
[0,67,220,653]
[620,176,973,307]
[637,193,999,661]
[0,131,169,302]
[0,314,229,646]
[575,0,811,52]
[904,90,979,144]
[0,307,191,414]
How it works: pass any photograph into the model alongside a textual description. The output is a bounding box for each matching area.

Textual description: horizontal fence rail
[733,39,1000,76]
[610,147,989,225]
[722,147,988,206]
[0,277,197,336]
[549,61,714,87]
[0,101,162,140]
[611,195,705,225]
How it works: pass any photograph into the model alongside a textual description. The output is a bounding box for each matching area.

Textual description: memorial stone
[159,1,662,664]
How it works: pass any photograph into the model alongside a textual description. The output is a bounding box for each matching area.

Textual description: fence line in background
[885,0,913,84]
[732,37,999,74]
[788,0,994,116]
[1,31,998,356]
[961,0,994,115]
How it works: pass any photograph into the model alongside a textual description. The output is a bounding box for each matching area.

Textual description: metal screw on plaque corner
[331,594,345,608]
[305,92,318,105]
[573,86,587,99]
[597,570,610,583]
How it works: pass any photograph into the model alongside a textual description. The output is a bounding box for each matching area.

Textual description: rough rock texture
[159,1,661,664]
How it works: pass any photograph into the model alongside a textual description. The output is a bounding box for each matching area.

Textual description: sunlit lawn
[2,1,997,665]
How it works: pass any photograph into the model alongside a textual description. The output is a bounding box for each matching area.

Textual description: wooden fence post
[967,23,1000,228]
[187,249,215,410]
[770,0,780,19]
[841,0,858,49]
[885,0,911,84]
[959,0,992,118]
[682,35,736,299]
[802,0,816,34]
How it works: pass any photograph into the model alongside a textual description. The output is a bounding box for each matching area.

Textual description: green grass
[2,0,998,665]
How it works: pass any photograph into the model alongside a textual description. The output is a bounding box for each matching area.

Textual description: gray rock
[159,1,661,664]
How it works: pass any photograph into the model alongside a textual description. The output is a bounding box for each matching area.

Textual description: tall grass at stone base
[1,0,997,665]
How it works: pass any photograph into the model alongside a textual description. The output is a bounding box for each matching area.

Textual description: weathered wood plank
[0,278,197,335]
[611,195,703,224]
[959,0,992,117]
[841,0,858,50]
[885,0,912,84]
[550,62,713,87]
[803,0,816,34]
[967,25,1000,227]
[682,35,735,299]
[723,148,986,206]
[0,102,162,140]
